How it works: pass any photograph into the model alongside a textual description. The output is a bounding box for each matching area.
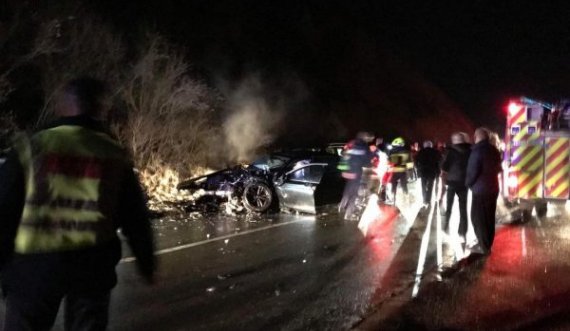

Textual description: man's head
[423,140,433,148]
[56,77,107,118]
[357,131,375,143]
[474,127,490,143]
[451,132,466,144]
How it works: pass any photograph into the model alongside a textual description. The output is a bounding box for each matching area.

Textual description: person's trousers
[443,185,468,236]
[420,177,436,204]
[4,289,111,331]
[340,178,360,218]
[471,192,499,252]
[2,245,120,331]
[390,172,408,197]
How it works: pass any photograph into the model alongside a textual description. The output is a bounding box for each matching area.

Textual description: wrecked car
[177,149,345,214]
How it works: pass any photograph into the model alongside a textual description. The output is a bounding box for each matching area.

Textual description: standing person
[465,127,502,255]
[367,143,380,194]
[388,137,411,203]
[441,132,471,241]
[0,77,155,330]
[375,140,391,202]
[339,131,374,220]
[415,140,441,206]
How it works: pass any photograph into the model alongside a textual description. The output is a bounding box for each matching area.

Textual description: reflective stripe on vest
[389,152,410,172]
[13,125,128,254]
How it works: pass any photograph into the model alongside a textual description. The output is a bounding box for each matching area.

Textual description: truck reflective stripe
[552,181,569,198]
[544,137,570,199]
[509,106,526,125]
[528,156,543,172]
[512,122,541,144]
[546,151,568,178]
[518,169,543,198]
[517,146,542,170]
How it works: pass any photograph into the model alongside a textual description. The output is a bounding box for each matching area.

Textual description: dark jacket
[441,143,471,186]
[345,138,374,179]
[415,147,441,178]
[0,115,155,287]
[465,140,502,195]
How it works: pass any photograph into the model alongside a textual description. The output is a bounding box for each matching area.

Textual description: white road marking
[412,199,436,298]
[120,218,310,263]
[434,182,442,269]
[436,208,442,268]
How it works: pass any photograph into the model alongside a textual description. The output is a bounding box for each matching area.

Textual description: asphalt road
[108,199,420,331]
[4,181,565,331]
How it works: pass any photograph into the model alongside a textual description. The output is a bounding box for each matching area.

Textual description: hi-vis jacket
[0,116,154,279]
[388,146,411,173]
[12,123,129,253]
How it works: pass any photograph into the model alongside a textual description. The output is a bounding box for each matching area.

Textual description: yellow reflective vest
[13,125,130,254]
[388,148,411,173]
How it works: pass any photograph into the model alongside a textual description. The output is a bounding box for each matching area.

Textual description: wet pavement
[355,200,570,331]
[2,181,569,331]
[104,204,416,331]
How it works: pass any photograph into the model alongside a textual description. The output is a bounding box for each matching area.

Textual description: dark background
[6,0,570,144]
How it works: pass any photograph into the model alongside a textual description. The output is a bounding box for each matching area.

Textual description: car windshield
[251,154,291,170]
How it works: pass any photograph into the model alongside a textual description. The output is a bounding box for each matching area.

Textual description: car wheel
[242,182,273,213]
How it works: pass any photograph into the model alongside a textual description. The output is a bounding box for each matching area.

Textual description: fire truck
[503,97,570,220]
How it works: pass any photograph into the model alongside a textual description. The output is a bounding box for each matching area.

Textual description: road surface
[2,182,567,330]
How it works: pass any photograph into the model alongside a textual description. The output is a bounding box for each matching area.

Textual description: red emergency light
[508,102,522,116]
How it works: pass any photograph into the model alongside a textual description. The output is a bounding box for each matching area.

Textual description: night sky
[92,1,570,142]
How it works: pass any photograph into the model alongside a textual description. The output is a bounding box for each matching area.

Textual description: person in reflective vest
[0,77,155,330]
[388,137,411,203]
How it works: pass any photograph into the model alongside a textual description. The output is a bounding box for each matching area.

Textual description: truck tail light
[508,102,522,115]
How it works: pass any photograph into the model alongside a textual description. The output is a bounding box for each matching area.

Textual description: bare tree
[1,5,223,206]
[115,35,222,204]
[28,16,125,126]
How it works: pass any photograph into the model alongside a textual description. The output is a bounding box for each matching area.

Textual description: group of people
[340,127,503,256]
[417,128,502,256]
[0,75,505,330]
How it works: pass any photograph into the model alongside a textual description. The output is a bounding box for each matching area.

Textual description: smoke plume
[223,75,284,162]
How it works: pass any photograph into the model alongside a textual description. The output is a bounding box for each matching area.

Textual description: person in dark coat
[415,140,441,205]
[441,132,471,240]
[465,127,502,255]
[0,78,155,330]
[339,132,374,220]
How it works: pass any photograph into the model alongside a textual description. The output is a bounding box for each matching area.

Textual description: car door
[313,164,345,208]
[276,163,327,214]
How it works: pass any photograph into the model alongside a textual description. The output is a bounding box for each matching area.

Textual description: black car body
[178,149,345,214]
